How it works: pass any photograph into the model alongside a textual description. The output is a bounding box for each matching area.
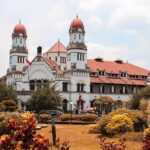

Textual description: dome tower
[9,21,28,73]
[67,16,87,70]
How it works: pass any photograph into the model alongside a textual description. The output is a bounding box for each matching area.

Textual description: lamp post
[51,115,56,145]
[70,101,73,124]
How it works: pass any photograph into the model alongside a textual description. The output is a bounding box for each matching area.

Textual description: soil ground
[37,124,142,150]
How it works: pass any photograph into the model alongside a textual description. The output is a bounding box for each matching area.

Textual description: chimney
[37,46,42,56]
[37,46,42,61]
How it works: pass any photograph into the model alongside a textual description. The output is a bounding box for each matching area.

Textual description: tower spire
[76,13,78,18]
[19,19,21,24]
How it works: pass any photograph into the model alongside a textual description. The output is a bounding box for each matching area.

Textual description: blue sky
[0,0,150,76]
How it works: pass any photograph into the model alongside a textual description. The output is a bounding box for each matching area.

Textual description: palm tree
[27,80,62,113]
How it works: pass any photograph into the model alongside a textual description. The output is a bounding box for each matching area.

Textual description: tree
[94,96,115,114]
[131,86,150,109]
[0,81,17,101]
[27,81,62,113]
[0,81,17,111]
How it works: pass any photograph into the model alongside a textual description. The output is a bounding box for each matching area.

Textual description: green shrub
[39,114,51,123]
[59,114,98,122]
[92,108,147,135]
[105,114,133,134]
[59,114,76,121]
[78,114,98,122]
[0,112,22,135]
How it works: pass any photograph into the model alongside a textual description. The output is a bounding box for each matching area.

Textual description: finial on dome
[76,13,78,18]
[19,19,21,24]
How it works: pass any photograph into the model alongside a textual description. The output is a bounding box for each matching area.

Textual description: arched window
[20,38,22,44]
[43,80,48,87]
[74,34,76,40]
[30,80,35,91]
[77,83,80,92]
[79,34,81,40]
[62,99,68,112]
[37,80,42,88]
[77,83,85,92]
[81,83,84,92]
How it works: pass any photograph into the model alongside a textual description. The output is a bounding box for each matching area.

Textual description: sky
[0,0,150,76]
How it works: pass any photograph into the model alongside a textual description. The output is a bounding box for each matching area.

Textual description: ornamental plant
[98,135,126,150]
[91,108,147,135]
[0,112,49,150]
[142,125,150,150]
[105,114,133,135]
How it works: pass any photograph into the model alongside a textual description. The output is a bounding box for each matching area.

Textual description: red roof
[90,77,146,86]
[13,22,26,36]
[70,16,84,31]
[47,40,67,53]
[87,59,148,76]
[43,57,63,73]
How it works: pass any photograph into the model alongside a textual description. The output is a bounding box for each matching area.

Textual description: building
[6,17,149,111]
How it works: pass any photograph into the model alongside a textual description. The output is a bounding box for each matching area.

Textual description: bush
[144,125,150,138]
[114,132,143,142]
[0,112,49,149]
[39,114,51,123]
[2,100,17,111]
[105,114,133,134]
[0,112,22,135]
[78,114,98,122]
[98,135,126,150]
[91,108,147,135]
[59,114,98,122]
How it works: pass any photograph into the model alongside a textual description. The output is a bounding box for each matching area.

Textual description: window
[62,82,68,92]
[60,57,66,63]
[55,56,57,62]
[121,72,127,77]
[74,34,76,40]
[77,53,84,61]
[79,34,81,40]
[102,86,105,93]
[81,84,84,92]
[77,83,85,92]
[99,71,105,76]
[90,85,93,93]
[67,54,71,61]
[30,80,35,91]
[71,63,76,69]
[77,83,80,92]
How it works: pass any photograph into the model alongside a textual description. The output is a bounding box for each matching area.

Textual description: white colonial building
[6,17,149,111]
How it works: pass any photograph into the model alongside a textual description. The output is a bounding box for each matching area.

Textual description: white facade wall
[10,53,28,72]
[67,49,87,70]
[43,52,67,70]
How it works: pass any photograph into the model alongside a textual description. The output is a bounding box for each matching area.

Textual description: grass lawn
[37,124,142,150]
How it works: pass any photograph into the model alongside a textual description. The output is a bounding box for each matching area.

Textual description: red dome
[70,16,84,31]
[13,23,26,36]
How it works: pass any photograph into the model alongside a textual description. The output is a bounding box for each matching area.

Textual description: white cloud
[87,42,131,60]
[87,41,149,70]
[0,0,150,76]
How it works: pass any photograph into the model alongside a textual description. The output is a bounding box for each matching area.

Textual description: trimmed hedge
[39,114,51,123]
[59,114,99,122]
